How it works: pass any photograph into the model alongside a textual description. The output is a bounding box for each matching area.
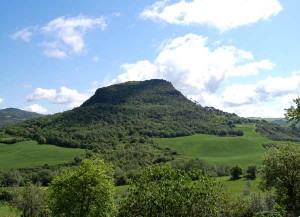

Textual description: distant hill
[0,108,43,128]
[247,117,300,142]
[248,117,287,125]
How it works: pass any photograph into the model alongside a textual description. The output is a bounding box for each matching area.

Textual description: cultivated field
[0,141,85,170]
[156,124,285,167]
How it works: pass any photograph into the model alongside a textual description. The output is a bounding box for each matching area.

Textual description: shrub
[230,165,243,180]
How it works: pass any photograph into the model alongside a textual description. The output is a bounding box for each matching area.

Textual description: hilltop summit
[82,79,187,107]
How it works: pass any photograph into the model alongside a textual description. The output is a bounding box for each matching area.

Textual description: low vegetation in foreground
[2,148,298,217]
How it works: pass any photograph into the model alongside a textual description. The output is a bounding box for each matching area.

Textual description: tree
[11,183,48,217]
[260,144,300,215]
[285,97,300,125]
[230,165,243,180]
[49,158,116,217]
[246,164,257,179]
[118,164,226,217]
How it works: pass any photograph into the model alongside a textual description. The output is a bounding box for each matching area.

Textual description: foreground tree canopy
[285,97,300,125]
[261,144,300,215]
[119,164,226,217]
[49,158,116,217]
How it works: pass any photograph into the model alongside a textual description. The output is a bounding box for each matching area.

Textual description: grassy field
[0,140,85,170]
[156,124,279,167]
[217,176,261,201]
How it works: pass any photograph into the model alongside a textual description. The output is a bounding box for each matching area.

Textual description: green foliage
[223,193,284,217]
[0,136,27,144]
[49,158,116,217]
[260,144,300,214]
[254,203,286,217]
[119,164,226,217]
[0,202,21,217]
[0,188,13,202]
[230,165,243,180]
[0,170,22,187]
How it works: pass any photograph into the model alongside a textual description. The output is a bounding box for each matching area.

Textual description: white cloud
[108,33,300,117]
[111,34,274,97]
[11,28,33,42]
[92,56,99,63]
[54,87,89,107]
[41,15,107,57]
[12,15,107,59]
[222,75,300,107]
[141,0,282,31]
[216,74,300,117]
[221,84,257,106]
[27,88,56,101]
[22,104,48,114]
[0,97,4,104]
[43,49,67,59]
[41,42,67,59]
[27,87,89,108]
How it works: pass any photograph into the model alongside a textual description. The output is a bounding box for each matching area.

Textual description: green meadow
[0,141,85,170]
[156,124,284,167]
[217,176,261,201]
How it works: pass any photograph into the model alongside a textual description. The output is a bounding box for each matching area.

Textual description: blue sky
[1,0,300,117]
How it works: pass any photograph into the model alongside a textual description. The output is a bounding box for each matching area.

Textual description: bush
[246,165,257,179]
[230,165,243,180]
[11,183,49,217]
[119,164,226,217]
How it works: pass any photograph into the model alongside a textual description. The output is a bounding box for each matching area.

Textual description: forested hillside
[0,108,43,128]
[256,122,300,142]
[3,79,246,175]
[5,80,246,146]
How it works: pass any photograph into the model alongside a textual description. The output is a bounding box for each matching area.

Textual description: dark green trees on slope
[5,79,244,148]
